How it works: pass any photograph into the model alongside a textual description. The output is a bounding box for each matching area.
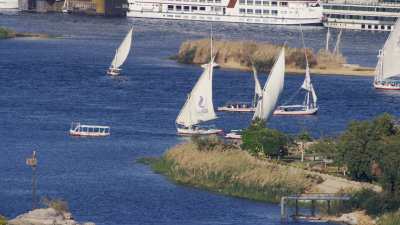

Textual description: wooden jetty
[280,193,350,222]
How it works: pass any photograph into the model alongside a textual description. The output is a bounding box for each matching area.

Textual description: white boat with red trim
[69,123,110,137]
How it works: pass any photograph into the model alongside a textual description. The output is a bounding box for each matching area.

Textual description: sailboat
[274,28,318,116]
[175,30,222,135]
[217,66,262,112]
[62,0,72,13]
[107,28,134,76]
[374,18,400,90]
[225,48,286,139]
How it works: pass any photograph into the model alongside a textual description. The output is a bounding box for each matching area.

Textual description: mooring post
[295,199,299,217]
[327,200,331,214]
[280,197,287,223]
[311,200,315,217]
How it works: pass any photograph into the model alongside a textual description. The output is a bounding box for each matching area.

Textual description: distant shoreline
[0,27,57,40]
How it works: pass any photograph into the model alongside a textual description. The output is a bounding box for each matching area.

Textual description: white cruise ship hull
[128,0,322,25]
[0,0,18,9]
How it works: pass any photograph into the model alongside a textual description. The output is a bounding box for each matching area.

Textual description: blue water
[0,13,398,225]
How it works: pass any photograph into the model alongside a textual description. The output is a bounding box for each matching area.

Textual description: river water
[0,12,398,225]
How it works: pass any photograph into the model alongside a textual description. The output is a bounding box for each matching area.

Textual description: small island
[140,114,400,225]
[174,39,375,76]
[0,27,54,40]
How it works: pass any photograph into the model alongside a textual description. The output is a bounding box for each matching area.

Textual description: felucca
[175,30,222,135]
[274,28,318,115]
[217,65,262,112]
[374,18,400,90]
[107,28,133,76]
[225,48,286,139]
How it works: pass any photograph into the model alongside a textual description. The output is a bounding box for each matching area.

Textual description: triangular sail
[176,57,217,127]
[301,65,312,92]
[311,85,317,106]
[111,28,133,69]
[376,18,400,81]
[253,66,262,98]
[253,49,285,121]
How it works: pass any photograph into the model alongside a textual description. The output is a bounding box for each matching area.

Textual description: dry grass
[153,142,321,202]
[177,39,345,71]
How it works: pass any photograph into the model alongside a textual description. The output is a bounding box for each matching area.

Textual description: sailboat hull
[177,127,223,136]
[107,68,121,76]
[273,107,318,115]
[374,82,400,90]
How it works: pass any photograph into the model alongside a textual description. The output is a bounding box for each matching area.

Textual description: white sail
[301,65,312,91]
[253,49,285,121]
[333,29,342,55]
[111,28,133,69]
[252,65,263,98]
[376,19,400,81]
[176,57,217,127]
[325,28,331,52]
[311,85,317,105]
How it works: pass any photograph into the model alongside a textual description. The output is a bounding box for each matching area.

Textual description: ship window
[192,6,198,10]
[239,0,245,5]
[271,1,277,6]
[368,25,372,29]
[271,9,277,14]
[388,26,392,30]
[208,0,213,2]
[167,5,174,10]
[262,0,269,5]
[247,8,253,13]
[255,9,262,14]
[176,5,182,10]
[239,8,246,13]
[199,0,205,2]
[255,0,261,5]
[191,0,197,2]
[263,9,269,14]
[279,2,288,7]
[200,6,206,10]
[374,25,378,29]
[247,0,253,5]
[280,10,286,14]
[381,25,385,30]
[184,5,190,11]
[361,24,365,29]
[215,6,221,11]
[215,0,221,3]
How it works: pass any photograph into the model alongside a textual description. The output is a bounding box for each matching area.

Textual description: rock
[8,208,95,225]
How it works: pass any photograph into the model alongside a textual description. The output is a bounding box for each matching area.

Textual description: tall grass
[177,39,345,71]
[150,142,321,203]
[0,215,6,225]
[378,210,400,225]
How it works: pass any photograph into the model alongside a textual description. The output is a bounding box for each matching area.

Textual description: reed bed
[151,142,321,203]
[177,39,345,71]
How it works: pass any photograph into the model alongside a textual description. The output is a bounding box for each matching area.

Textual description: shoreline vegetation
[173,39,375,76]
[0,27,55,40]
[140,114,400,225]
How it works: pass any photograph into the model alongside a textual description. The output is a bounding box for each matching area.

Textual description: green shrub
[178,47,197,64]
[241,119,289,158]
[41,197,69,214]
[0,215,7,225]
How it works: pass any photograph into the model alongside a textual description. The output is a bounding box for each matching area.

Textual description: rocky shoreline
[0,27,55,40]
[7,208,95,225]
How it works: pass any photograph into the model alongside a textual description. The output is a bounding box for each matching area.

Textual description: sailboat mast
[210,24,213,61]
[325,27,330,52]
[380,49,384,81]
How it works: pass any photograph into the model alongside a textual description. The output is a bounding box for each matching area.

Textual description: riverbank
[0,27,55,40]
[175,39,375,76]
[141,142,379,203]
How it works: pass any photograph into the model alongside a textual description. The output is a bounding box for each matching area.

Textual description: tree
[241,119,289,158]
[307,138,338,161]
[337,114,396,182]
[378,135,400,196]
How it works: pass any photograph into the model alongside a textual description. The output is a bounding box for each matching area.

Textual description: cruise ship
[323,0,400,31]
[0,0,18,9]
[127,0,323,25]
